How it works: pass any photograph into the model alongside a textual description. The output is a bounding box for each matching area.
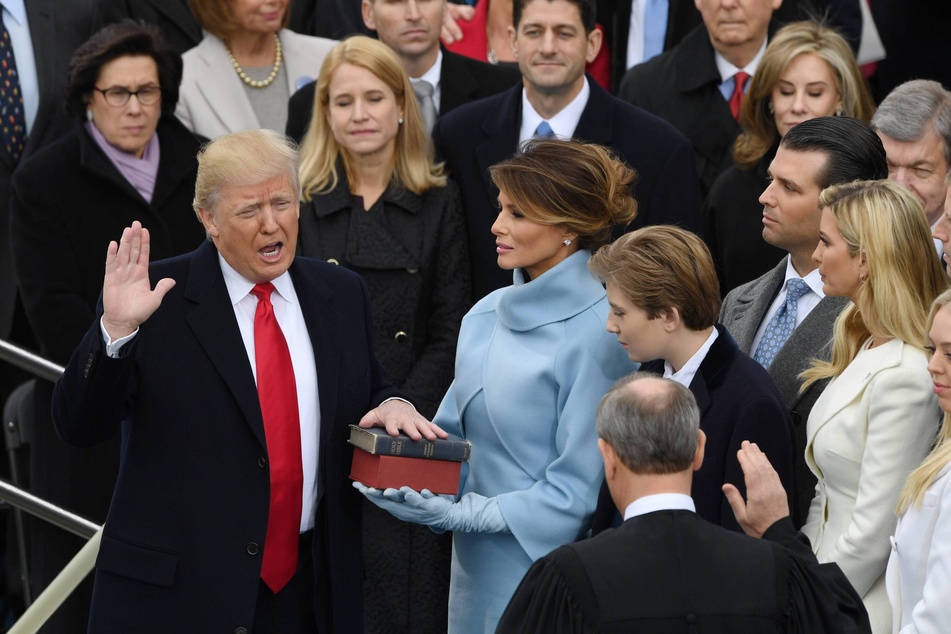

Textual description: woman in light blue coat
[357,139,639,632]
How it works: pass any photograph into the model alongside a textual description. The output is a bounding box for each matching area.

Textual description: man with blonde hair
[52,129,438,633]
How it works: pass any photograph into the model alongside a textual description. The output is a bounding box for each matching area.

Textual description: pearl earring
[398,116,404,125]
[86,109,93,122]
[835,104,844,116]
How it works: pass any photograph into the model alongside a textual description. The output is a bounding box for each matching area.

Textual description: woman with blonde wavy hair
[296,35,470,632]
[705,20,876,294]
[800,179,947,633]
[886,288,951,633]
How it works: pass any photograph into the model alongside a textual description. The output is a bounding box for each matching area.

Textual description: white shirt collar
[664,327,719,388]
[217,251,296,308]
[518,77,591,143]
[0,0,26,24]
[714,37,768,84]
[412,49,442,90]
[623,493,696,520]
[783,257,825,299]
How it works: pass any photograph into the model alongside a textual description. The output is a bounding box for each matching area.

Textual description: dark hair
[66,20,183,118]
[489,139,638,250]
[779,116,887,188]
[513,0,596,34]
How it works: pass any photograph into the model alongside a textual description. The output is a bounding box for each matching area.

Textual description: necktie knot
[251,282,276,303]
[752,277,810,369]
[729,71,750,121]
[534,121,555,139]
[412,79,434,98]
[784,278,810,304]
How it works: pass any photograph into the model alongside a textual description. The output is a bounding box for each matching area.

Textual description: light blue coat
[433,250,636,633]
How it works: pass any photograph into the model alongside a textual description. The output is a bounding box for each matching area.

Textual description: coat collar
[439,48,480,114]
[495,250,603,331]
[182,241,341,452]
[308,168,422,218]
[807,337,907,439]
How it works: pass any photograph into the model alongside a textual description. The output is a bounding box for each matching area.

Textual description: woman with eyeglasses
[8,21,206,632]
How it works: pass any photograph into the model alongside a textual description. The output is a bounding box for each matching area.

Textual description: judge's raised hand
[723,441,790,538]
[359,398,448,441]
[101,221,176,340]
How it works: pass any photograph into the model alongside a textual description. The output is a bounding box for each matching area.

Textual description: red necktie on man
[729,71,750,121]
[251,282,304,593]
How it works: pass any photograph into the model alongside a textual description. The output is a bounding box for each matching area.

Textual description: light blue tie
[642,0,668,62]
[753,278,811,368]
[534,121,555,139]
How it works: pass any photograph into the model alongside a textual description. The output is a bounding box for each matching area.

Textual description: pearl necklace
[227,33,283,89]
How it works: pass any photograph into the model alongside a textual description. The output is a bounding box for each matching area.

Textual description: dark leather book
[348,425,471,461]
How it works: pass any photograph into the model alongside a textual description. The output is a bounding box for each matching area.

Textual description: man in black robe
[497,372,870,634]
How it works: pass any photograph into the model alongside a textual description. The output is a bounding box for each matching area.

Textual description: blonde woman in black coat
[297,36,470,633]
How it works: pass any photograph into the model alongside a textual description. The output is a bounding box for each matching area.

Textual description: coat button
[327,258,339,265]
[235,629,248,634]
[258,456,266,468]
[394,331,408,343]
[406,268,418,274]
[247,542,259,556]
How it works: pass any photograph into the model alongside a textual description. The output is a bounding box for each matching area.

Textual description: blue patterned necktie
[753,278,811,368]
[0,13,26,164]
[534,121,555,139]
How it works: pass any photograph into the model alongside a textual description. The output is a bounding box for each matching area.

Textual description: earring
[835,104,844,117]
[563,238,572,246]
[86,109,93,122]
[398,116,404,125]
[767,102,774,115]
[859,273,868,283]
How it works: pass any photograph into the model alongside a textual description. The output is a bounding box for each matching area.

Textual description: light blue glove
[353,482,510,534]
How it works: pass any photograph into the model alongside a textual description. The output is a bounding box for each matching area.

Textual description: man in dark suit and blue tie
[51,129,442,632]
[434,0,701,300]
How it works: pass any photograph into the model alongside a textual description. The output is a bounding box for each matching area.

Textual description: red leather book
[349,449,463,495]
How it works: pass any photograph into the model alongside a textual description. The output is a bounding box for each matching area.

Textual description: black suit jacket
[618,23,740,199]
[52,242,401,633]
[498,512,871,633]
[93,0,202,55]
[0,0,95,340]
[433,78,702,300]
[284,48,521,143]
[592,326,796,533]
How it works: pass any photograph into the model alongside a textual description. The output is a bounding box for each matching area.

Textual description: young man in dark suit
[719,116,888,523]
[434,0,701,300]
[284,0,521,142]
[498,373,871,634]
[52,130,441,633]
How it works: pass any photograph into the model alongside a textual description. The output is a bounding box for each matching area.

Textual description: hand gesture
[359,399,448,441]
[101,221,176,340]
[441,2,475,45]
[723,441,790,538]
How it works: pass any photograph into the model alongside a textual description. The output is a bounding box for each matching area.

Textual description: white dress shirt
[518,77,591,144]
[410,49,442,112]
[624,493,696,520]
[664,327,719,388]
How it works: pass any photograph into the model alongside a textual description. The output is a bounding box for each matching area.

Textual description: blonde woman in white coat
[886,288,951,633]
[177,0,335,138]
[800,179,947,633]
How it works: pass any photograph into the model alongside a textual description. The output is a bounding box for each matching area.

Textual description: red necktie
[729,71,750,121]
[251,283,303,593]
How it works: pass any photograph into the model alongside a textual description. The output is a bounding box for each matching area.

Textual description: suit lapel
[192,37,261,132]
[184,243,268,448]
[768,295,846,410]
[807,339,903,440]
[724,258,786,352]
[439,50,479,114]
[22,0,56,159]
[475,85,521,201]
[289,261,341,459]
[573,79,616,145]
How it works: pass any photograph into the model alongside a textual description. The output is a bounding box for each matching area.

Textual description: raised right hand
[101,221,176,340]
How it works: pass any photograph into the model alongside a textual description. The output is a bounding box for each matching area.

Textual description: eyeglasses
[93,85,161,107]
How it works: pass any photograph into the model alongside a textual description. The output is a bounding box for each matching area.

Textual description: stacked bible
[348,425,472,495]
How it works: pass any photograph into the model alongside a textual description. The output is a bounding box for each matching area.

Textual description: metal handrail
[0,479,99,539]
[0,339,64,382]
